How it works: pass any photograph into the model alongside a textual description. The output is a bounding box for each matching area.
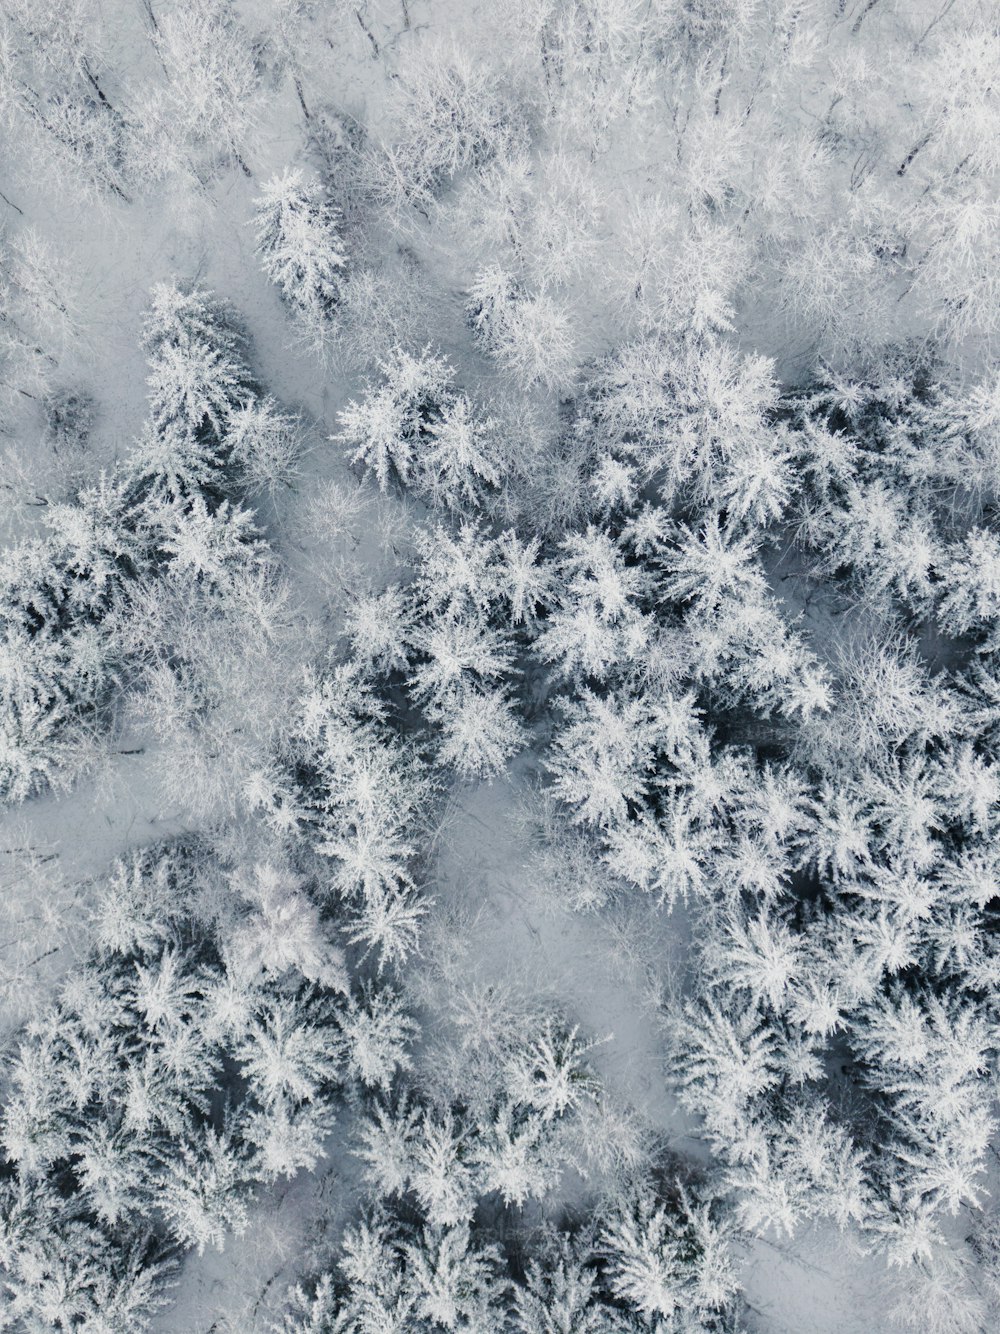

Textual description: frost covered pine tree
[225,395,302,496]
[253,169,348,344]
[466,265,577,390]
[334,346,454,491]
[130,281,255,503]
[369,35,530,213]
[335,347,503,508]
[600,1181,740,1325]
[292,665,431,969]
[511,1231,611,1334]
[405,520,529,777]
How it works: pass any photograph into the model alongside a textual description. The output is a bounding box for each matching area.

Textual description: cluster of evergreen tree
[0,832,744,1331]
[271,954,741,1332]
[0,280,298,803]
[275,1177,738,1333]
[314,308,1000,1322]
[0,840,377,1325]
[5,1,1000,1330]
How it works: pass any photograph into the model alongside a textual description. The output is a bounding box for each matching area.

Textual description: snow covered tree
[888,1248,989,1334]
[0,471,147,800]
[142,281,251,370]
[369,36,530,213]
[505,1020,600,1122]
[154,495,269,593]
[706,905,803,1014]
[535,527,652,684]
[548,685,695,829]
[467,265,577,390]
[340,984,417,1094]
[666,997,782,1147]
[335,346,455,491]
[337,1210,416,1332]
[0,229,82,416]
[237,993,342,1108]
[430,680,526,780]
[346,879,428,974]
[411,520,510,623]
[274,1273,350,1334]
[802,782,875,883]
[937,528,1000,644]
[228,861,349,993]
[291,665,432,969]
[466,265,522,353]
[253,169,348,337]
[586,335,780,512]
[407,1110,478,1229]
[403,1222,506,1330]
[0,0,136,201]
[356,1095,421,1202]
[851,988,995,1218]
[420,394,503,510]
[335,348,504,508]
[245,1095,336,1183]
[158,1124,254,1255]
[808,634,957,767]
[511,1231,612,1334]
[225,396,303,497]
[341,585,414,676]
[403,519,531,777]
[472,1100,563,1208]
[0,841,357,1325]
[409,612,518,716]
[495,529,549,627]
[140,0,261,182]
[783,360,997,622]
[725,1097,871,1236]
[600,1182,740,1325]
[354,1004,608,1238]
[658,515,766,619]
[130,282,256,504]
[0,1181,174,1333]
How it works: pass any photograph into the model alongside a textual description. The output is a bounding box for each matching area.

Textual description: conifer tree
[254,169,348,333]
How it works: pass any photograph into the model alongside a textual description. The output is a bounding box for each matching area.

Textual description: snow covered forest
[3,0,1000,1329]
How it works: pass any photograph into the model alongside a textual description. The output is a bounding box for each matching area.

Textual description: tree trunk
[294,78,311,121]
[82,59,115,112]
[356,9,380,59]
[851,0,881,35]
[898,131,932,177]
